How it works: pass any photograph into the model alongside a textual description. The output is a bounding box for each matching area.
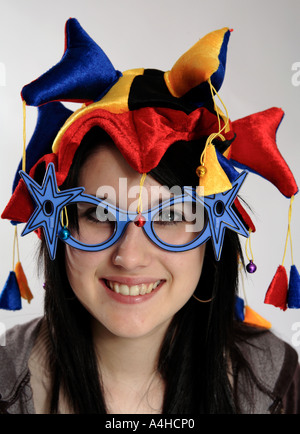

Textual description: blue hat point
[21,18,122,106]
[0,271,22,311]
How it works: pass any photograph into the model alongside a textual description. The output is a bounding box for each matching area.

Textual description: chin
[90,310,172,341]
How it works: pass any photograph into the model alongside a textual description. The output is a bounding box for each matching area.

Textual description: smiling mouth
[104,279,162,296]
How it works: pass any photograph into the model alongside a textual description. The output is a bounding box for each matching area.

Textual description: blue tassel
[287,265,300,308]
[0,271,22,310]
[234,295,245,322]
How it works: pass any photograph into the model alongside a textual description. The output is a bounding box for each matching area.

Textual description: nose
[111,221,152,270]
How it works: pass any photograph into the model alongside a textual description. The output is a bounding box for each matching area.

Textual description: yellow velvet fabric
[52,69,143,153]
[94,68,144,113]
[197,144,232,196]
[164,28,229,98]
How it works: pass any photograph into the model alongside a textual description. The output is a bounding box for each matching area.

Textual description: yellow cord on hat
[137,173,147,214]
[61,205,69,229]
[198,78,230,175]
[245,228,255,264]
[282,195,295,266]
[12,226,20,270]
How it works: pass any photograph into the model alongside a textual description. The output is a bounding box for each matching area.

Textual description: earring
[192,294,214,303]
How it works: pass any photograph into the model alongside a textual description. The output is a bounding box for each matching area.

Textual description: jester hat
[1,18,298,315]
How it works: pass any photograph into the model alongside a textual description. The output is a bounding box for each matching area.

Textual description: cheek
[163,244,206,295]
[65,246,101,289]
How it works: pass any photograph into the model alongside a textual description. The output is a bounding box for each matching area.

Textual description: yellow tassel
[196,143,232,196]
[14,261,33,303]
[196,78,232,196]
[12,226,33,303]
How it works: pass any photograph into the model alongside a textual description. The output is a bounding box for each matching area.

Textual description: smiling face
[65,141,206,340]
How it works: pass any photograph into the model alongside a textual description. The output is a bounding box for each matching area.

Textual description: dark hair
[40,127,266,414]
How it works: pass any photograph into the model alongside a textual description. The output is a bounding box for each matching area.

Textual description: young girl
[0,19,299,414]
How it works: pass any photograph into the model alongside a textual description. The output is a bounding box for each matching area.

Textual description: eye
[76,203,115,224]
[83,206,99,222]
[154,206,184,225]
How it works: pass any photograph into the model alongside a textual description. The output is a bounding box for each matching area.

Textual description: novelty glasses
[19,163,249,260]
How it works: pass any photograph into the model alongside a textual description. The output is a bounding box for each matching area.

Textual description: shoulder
[0,317,43,361]
[235,327,299,413]
[0,317,43,400]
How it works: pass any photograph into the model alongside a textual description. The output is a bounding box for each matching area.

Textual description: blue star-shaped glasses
[20,163,249,260]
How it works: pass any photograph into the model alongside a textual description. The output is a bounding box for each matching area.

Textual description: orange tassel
[14,261,33,303]
[244,305,272,329]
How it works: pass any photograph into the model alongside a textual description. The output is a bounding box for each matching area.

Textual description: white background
[0,0,299,356]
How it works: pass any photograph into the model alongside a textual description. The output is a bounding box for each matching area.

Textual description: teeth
[106,280,161,296]
[119,284,129,296]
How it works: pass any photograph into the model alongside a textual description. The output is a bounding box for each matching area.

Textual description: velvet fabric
[164,27,231,100]
[234,295,245,322]
[0,272,21,311]
[1,105,235,225]
[1,18,299,311]
[21,18,122,106]
[287,265,300,308]
[2,153,58,224]
[264,265,288,311]
[233,197,256,233]
[128,69,199,113]
[14,261,33,303]
[243,305,272,329]
[198,144,232,195]
[229,108,298,198]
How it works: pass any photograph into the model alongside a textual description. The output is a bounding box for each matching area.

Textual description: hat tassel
[0,226,33,310]
[235,263,271,329]
[0,270,22,311]
[287,264,300,308]
[264,196,299,310]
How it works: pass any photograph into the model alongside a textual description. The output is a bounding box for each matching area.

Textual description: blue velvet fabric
[13,102,73,192]
[287,265,300,308]
[0,271,21,311]
[210,28,231,92]
[229,158,260,177]
[216,148,240,183]
[21,18,122,106]
[234,295,245,322]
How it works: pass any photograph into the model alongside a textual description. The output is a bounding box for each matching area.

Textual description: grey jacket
[0,317,299,414]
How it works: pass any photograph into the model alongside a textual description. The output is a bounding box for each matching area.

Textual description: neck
[92,320,168,381]
[91,319,169,414]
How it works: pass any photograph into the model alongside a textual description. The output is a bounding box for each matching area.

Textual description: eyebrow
[82,191,178,209]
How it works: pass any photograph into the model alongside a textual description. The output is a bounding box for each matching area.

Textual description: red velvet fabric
[234,197,256,233]
[230,108,298,198]
[2,105,298,229]
[2,106,234,223]
[56,106,232,175]
[1,153,57,223]
[264,265,288,310]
